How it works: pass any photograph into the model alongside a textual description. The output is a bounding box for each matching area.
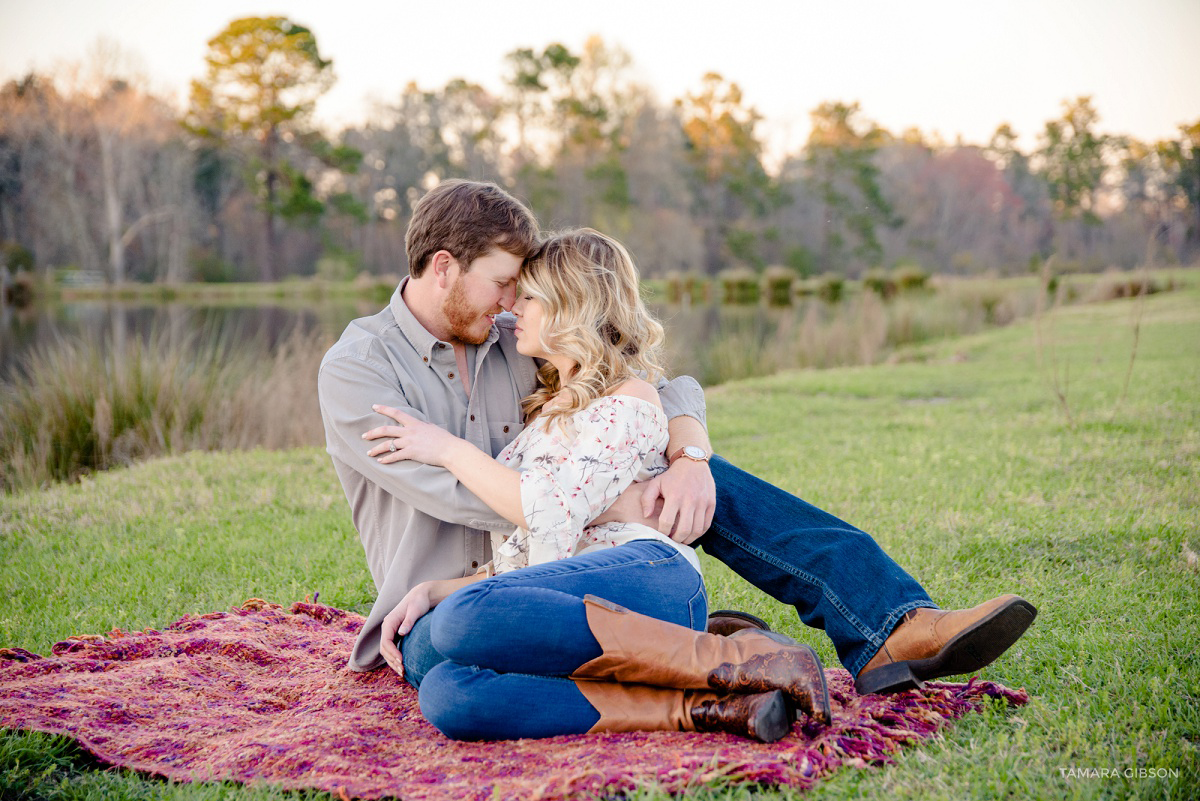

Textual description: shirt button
[422,356,428,363]
[469,414,475,421]
[471,561,479,569]
[448,372,455,379]
[503,425,510,433]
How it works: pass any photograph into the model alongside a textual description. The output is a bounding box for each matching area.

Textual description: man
[318,180,1035,696]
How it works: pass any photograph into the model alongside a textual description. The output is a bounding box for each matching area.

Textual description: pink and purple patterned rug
[0,599,1028,800]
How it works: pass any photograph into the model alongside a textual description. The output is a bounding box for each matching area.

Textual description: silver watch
[671,445,710,464]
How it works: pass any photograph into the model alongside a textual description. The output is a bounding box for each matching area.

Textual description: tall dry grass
[0,326,330,492]
[666,281,1059,385]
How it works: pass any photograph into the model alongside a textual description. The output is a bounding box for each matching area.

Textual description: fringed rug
[0,599,1028,800]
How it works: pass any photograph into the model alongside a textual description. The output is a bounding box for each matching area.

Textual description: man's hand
[641,458,716,544]
[378,582,434,678]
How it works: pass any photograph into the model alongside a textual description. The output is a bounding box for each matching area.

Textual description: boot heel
[750,690,791,743]
[854,660,925,695]
[692,690,791,743]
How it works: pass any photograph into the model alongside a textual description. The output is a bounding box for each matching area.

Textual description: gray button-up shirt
[318,279,707,671]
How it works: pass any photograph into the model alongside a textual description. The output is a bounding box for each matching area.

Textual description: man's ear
[430,250,458,288]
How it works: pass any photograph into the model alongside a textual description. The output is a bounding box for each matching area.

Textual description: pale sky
[2,0,1198,163]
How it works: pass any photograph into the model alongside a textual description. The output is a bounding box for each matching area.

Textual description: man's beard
[441,278,494,346]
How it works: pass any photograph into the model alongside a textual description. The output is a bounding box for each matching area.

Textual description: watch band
[668,445,711,465]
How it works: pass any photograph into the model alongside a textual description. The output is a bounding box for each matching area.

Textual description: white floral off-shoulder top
[489,394,703,577]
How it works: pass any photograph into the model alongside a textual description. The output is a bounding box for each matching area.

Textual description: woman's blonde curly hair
[519,228,665,428]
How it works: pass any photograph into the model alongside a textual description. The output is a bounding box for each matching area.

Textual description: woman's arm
[378,571,488,677]
[365,404,527,528]
[441,439,526,528]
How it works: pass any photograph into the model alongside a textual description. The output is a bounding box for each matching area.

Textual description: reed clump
[718,268,760,304]
[1083,268,1175,303]
[796,273,845,303]
[893,264,931,292]
[663,270,709,304]
[0,327,329,492]
[760,265,796,306]
[862,268,897,299]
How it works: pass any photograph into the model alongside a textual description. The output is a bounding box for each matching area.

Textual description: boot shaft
[575,680,791,744]
[571,595,831,724]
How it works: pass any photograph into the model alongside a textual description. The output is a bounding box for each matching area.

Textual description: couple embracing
[317,180,1036,743]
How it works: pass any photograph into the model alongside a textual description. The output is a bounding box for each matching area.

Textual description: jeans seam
[686,579,709,631]
[709,520,879,644]
[474,667,577,681]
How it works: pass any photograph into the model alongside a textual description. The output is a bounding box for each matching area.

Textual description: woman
[365,229,830,742]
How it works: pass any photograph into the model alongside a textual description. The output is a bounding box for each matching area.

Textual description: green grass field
[2,285,1197,799]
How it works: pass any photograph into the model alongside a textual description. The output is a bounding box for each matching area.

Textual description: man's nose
[500,285,517,311]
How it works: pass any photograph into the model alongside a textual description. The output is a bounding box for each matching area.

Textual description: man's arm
[318,352,512,532]
[655,374,707,429]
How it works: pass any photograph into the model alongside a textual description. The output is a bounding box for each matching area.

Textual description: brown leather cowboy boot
[692,690,792,742]
[575,681,792,743]
[571,595,832,724]
[706,609,772,637]
[854,594,1037,695]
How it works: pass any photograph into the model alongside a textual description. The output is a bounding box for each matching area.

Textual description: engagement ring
[388,440,397,453]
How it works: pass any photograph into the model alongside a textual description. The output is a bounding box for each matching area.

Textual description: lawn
[2,284,1197,800]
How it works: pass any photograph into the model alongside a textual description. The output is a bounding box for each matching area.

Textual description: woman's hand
[378,581,435,678]
[364,404,462,467]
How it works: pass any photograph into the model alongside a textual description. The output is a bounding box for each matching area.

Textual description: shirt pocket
[487,420,524,457]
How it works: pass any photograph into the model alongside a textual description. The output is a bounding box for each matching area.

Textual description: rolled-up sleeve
[656,375,706,428]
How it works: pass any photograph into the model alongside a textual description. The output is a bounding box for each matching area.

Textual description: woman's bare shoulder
[607,377,663,409]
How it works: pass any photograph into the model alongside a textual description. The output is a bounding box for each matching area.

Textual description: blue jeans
[416,540,706,741]
[701,455,935,675]
[401,453,935,685]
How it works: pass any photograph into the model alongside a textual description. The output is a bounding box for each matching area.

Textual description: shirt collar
[389,276,499,362]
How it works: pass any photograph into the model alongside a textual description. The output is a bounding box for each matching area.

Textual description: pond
[1,296,869,389]
[0,285,1015,389]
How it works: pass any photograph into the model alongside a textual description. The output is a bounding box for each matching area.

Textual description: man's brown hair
[404,180,539,277]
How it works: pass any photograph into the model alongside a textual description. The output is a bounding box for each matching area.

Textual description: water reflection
[0,298,827,387]
[0,299,373,383]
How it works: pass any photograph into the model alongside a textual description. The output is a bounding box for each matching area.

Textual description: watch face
[684,446,707,460]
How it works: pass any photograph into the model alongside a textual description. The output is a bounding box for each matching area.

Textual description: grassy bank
[659,267,1193,386]
[49,276,403,306]
[2,287,1198,799]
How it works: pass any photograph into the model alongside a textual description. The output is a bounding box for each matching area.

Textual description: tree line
[1,16,1197,287]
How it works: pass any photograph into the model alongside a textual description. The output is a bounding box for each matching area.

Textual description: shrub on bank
[796,273,846,303]
[862,268,897,299]
[760,265,796,305]
[718,268,759,304]
[893,264,931,292]
[664,270,709,304]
